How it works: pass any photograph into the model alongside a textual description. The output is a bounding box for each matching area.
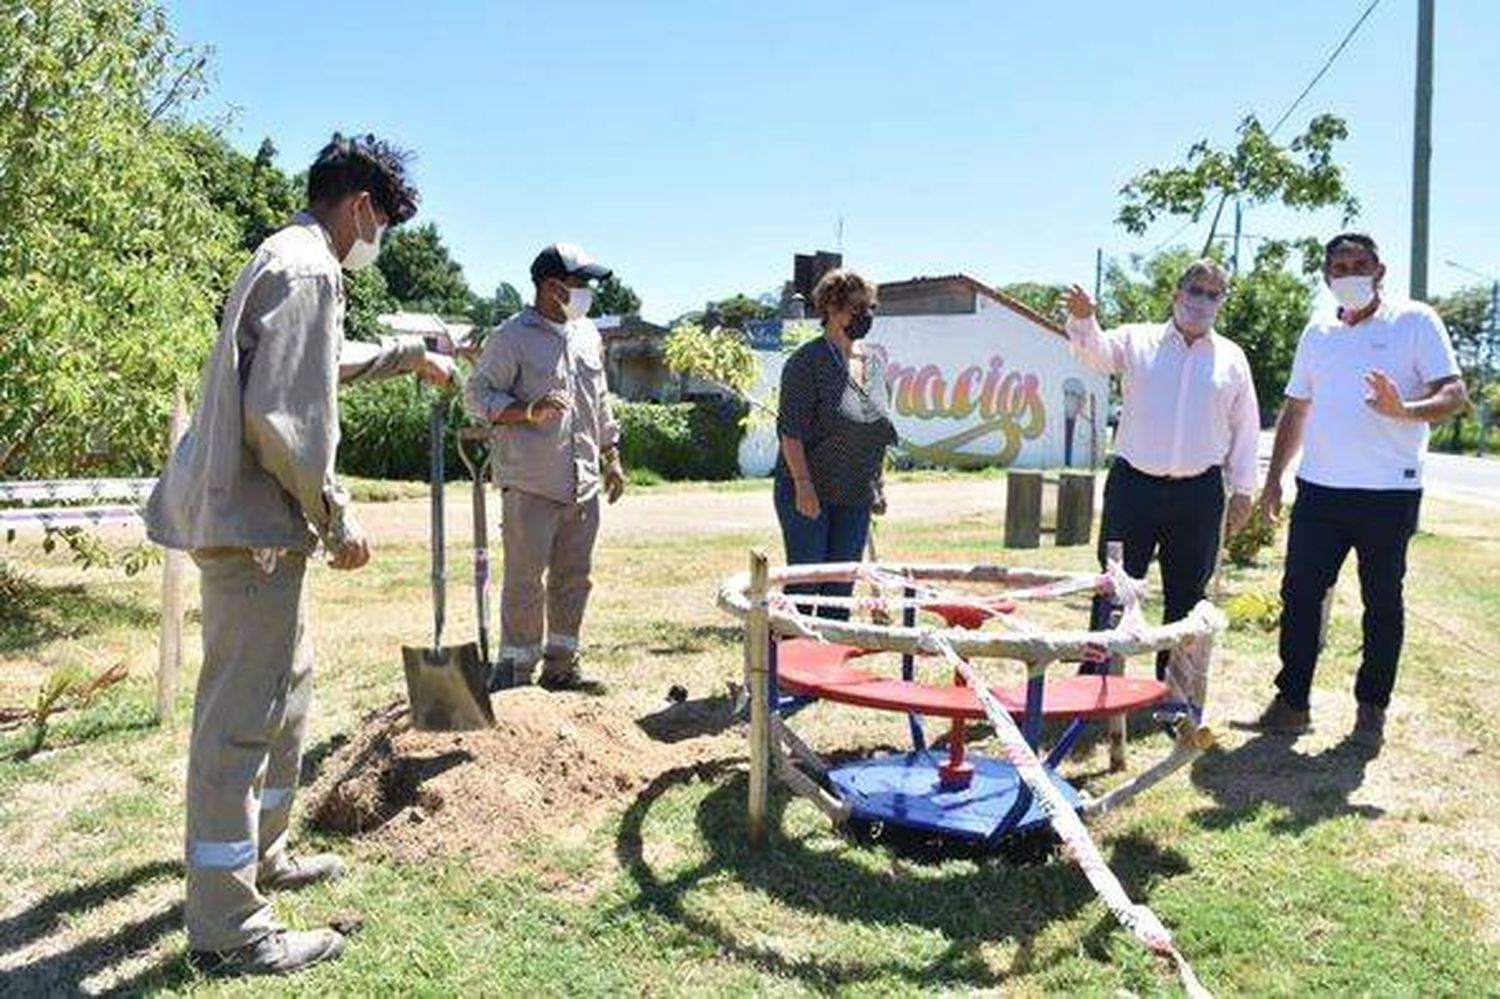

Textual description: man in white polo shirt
[1064,259,1261,677]
[1243,232,1467,750]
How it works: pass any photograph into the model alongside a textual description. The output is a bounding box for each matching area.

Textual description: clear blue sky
[169,0,1499,321]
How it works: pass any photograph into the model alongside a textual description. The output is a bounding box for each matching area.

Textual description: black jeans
[1274,479,1422,712]
[1088,460,1226,678]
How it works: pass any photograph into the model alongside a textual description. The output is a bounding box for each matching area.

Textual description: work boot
[1349,702,1386,752]
[538,653,605,694]
[258,852,347,893]
[189,927,345,978]
[489,657,529,692]
[1230,694,1311,735]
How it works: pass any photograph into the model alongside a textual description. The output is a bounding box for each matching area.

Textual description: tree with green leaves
[710,293,777,330]
[589,274,641,318]
[1118,113,1359,267]
[0,0,239,477]
[998,282,1068,327]
[1431,284,1494,448]
[175,126,300,252]
[1103,112,1365,425]
[376,222,473,316]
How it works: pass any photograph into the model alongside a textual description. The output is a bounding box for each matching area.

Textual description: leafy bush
[1224,590,1283,632]
[338,383,747,484]
[615,398,746,481]
[1225,503,1277,567]
[337,380,470,481]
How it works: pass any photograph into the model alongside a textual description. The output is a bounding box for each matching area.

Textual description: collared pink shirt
[1065,316,1260,494]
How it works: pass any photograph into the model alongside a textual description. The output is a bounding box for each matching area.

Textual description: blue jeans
[773,476,872,620]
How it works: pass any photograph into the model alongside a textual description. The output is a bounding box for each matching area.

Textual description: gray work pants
[184,550,312,951]
[500,489,600,667]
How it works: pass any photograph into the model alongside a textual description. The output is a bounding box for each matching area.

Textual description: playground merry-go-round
[717,548,1226,995]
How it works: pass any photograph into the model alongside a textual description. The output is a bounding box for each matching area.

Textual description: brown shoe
[189,927,345,977]
[1349,703,1385,752]
[1231,695,1311,735]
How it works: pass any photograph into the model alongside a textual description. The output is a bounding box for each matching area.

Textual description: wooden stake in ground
[155,389,187,725]
[746,549,771,846]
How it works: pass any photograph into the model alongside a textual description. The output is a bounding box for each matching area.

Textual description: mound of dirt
[308,691,729,872]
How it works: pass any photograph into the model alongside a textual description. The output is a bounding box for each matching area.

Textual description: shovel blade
[401,643,495,731]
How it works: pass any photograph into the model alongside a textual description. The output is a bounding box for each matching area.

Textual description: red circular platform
[776,639,1167,721]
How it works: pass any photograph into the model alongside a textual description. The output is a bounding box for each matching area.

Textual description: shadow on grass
[643,624,740,656]
[1188,733,1381,834]
[0,582,157,656]
[635,695,738,744]
[613,759,1191,991]
[0,859,197,995]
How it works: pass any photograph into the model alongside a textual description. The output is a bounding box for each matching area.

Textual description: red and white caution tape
[917,629,1212,999]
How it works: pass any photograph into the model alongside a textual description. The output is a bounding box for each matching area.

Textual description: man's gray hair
[1176,258,1229,292]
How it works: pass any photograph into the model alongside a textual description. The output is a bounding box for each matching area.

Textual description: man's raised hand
[1064,284,1096,320]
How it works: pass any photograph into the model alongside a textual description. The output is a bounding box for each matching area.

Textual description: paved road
[1259,430,1497,506]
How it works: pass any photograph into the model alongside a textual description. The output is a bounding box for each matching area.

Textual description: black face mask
[846,311,873,340]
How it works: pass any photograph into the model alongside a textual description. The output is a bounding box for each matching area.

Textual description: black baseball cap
[530,242,612,284]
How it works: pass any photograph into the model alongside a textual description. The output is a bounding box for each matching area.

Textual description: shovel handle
[430,398,447,649]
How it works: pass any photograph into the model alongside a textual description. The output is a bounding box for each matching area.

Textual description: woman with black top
[774,269,897,618]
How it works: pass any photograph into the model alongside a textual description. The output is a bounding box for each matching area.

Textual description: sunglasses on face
[1183,285,1224,302]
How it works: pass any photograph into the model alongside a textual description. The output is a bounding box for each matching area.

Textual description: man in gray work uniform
[466,242,625,692]
[146,134,452,977]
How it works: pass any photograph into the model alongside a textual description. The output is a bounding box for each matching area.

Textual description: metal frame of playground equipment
[719,551,1224,845]
[717,550,1225,993]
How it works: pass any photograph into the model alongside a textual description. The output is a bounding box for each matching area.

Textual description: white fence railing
[2,394,186,724]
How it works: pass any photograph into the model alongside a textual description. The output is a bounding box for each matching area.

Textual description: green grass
[2,488,1499,994]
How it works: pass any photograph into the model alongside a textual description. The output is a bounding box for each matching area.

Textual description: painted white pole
[746,549,771,846]
[155,390,187,725]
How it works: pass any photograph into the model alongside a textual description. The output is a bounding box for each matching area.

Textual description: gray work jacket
[465,308,620,504]
[145,213,424,552]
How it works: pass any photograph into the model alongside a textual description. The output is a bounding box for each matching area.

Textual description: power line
[1269,0,1383,136]
[1126,1,1383,268]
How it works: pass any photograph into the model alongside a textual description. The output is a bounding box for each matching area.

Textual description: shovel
[457,425,510,690]
[402,397,495,731]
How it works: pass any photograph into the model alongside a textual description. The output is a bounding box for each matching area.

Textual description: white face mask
[562,286,594,321]
[1329,274,1376,311]
[1173,296,1220,334]
[340,199,385,272]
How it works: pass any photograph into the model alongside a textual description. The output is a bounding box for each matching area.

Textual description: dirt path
[359,477,1010,546]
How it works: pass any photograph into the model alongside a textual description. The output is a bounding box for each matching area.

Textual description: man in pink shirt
[1064,259,1261,677]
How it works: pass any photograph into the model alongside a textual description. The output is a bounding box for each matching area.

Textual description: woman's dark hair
[811,268,877,320]
[306,132,419,224]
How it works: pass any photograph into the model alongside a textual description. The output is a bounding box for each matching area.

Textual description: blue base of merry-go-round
[827,750,1084,842]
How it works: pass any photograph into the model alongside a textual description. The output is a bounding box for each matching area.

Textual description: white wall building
[739,275,1108,476]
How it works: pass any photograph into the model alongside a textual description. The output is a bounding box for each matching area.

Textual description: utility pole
[1094,247,1103,306]
[1409,0,1435,301]
[1231,201,1243,276]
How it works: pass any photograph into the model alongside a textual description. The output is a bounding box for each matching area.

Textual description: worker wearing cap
[466,243,624,691]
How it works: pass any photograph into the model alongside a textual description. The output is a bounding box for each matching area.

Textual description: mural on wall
[869,345,1047,466]
[735,303,1108,476]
